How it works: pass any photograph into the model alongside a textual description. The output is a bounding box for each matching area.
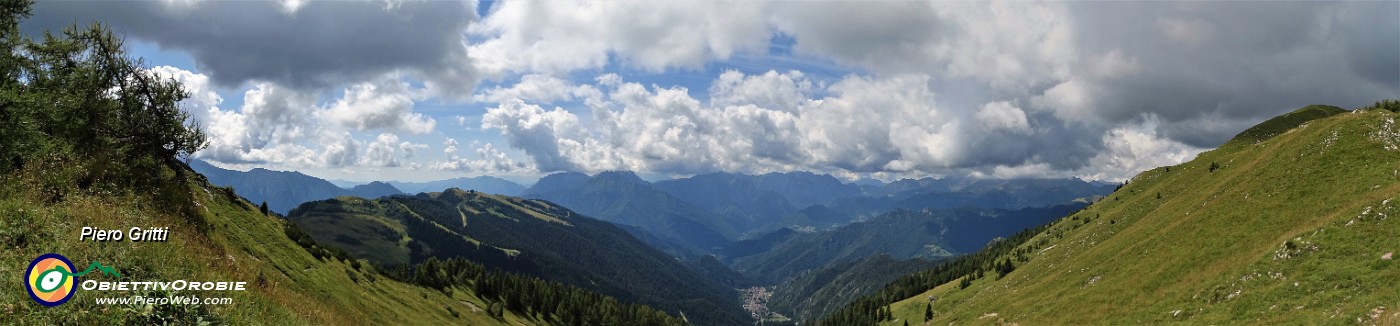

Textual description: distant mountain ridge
[189,159,404,214]
[387,176,525,196]
[728,204,1086,284]
[348,181,402,199]
[524,171,736,255]
[190,160,529,215]
[526,169,1113,258]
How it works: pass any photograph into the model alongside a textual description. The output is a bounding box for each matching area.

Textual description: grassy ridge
[872,106,1400,325]
[1225,104,1347,146]
[289,188,751,326]
[0,163,529,325]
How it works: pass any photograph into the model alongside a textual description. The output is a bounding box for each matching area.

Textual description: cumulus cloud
[472,74,602,104]
[709,70,814,112]
[483,72,1064,176]
[468,0,770,76]
[186,80,318,165]
[430,142,531,173]
[481,99,591,172]
[596,79,807,173]
[319,131,362,167]
[151,66,435,170]
[443,138,459,155]
[976,101,1032,134]
[1076,117,1204,181]
[322,81,436,134]
[362,133,423,168]
[400,141,428,159]
[85,1,1400,181]
[798,74,946,172]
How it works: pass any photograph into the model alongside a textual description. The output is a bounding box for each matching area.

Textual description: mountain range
[727,204,1087,285]
[523,170,1113,258]
[188,156,1119,324]
[386,177,526,196]
[522,171,738,255]
[189,160,528,215]
[287,189,749,325]
[189,159,404,214]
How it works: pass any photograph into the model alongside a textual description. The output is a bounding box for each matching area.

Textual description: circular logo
[25,253,76,307]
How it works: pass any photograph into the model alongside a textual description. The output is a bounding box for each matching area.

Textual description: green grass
[1224,104,1346,147]
[0,165,532,325]
[878,108,1400,325]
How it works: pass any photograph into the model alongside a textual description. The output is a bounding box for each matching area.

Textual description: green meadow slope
[0,163,532,325]
[288,189,749,325]
[863,104,1400,325]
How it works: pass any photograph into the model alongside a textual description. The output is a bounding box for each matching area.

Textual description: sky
[19,0,1399,184]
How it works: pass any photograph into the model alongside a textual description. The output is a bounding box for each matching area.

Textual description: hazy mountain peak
[592,170,645,184]
[521,171,591,196]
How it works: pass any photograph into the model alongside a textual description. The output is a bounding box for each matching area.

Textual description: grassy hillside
[859,105,1400,325]
[289,189,750,325]
[770,254,937,324]
[0,163,531,325]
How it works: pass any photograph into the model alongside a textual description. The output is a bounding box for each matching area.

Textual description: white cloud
[319,130,362,167]
[1076,116,1204,181]
[468,0,770,76]
[188,80,319,165]
[482,73,996,175]
[278,0,306,14]
[472,74,602,104]
[596,80,807,173]
[242,82,318,146]
[709,70,813,112]
[797,74,968,172]
[319,132,427,168]
[322,81,436,134]
[138,1,1398,181]
[1034,79,1099,123]
[362,133,400,167]
[931,1,1075,91]
[443,137,459,155]
[481,99,591,171]
[157,66,440,170]
[430,142,531,173]
[473,70,1212,180]
[399,140,428,159]
[976,101,1032,134]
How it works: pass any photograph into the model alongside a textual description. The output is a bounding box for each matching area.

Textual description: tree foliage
[1363,99,1399,113]
[0,0,206,188]
[383,257,687,326]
